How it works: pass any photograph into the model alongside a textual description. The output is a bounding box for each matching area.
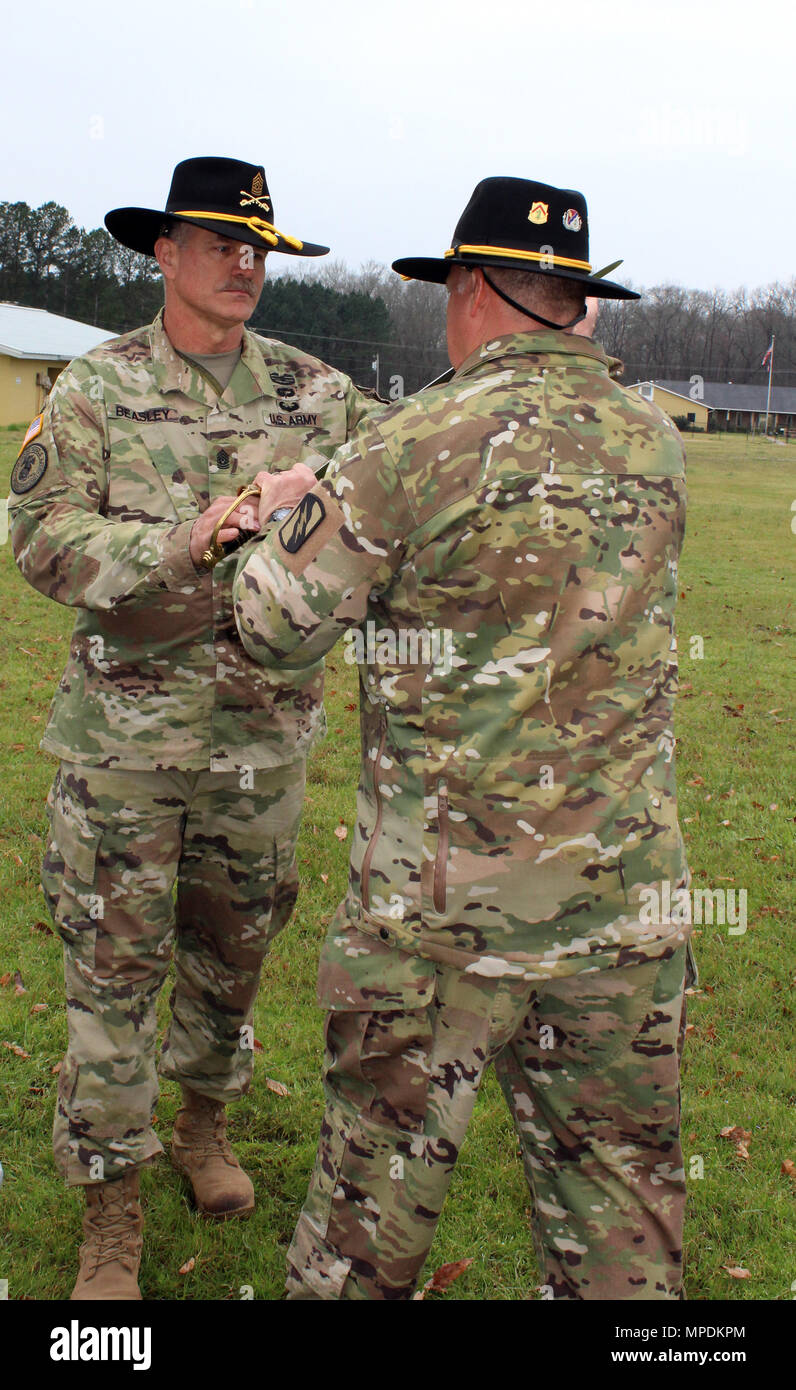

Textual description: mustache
[221,281,256,296]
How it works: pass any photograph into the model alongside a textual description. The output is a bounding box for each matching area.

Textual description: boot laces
[85,1198,140,1273]
[179,1111,236,1163]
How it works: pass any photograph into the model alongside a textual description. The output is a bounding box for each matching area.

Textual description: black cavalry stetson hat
[105,157,329,259]
[392,176,639,301]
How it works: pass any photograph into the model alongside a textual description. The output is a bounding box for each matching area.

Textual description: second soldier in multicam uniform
[9,157,377,1300]
[234,177,695,1300]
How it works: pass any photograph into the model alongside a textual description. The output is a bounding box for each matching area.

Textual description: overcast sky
[2,0,793,292]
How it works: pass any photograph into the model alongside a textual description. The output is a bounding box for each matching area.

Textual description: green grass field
[0,428,793,1301]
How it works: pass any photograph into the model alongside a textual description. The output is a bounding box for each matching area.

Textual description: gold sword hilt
[201,484,262,568]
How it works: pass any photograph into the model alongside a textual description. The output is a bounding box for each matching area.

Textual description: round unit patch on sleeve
[10,442,48,495]
[279,493,327,553]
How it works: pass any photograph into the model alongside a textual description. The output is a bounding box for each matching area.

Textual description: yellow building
[0,303,112,427]
[629,381,710,430]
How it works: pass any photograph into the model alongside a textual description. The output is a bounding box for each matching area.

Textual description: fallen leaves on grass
[30,1003,48,1014]
[178,1257,196,1276]
[320,873,329,883]
[0,973,11,988]
[30,920,53,935]
[412,1258,473,1300]
[719,1125,752,1143]
[334,823,348,841]
[720,1125,752,1162]
[252,1039,264,1053]
[51,1061,62,1075]
[781,1160,796,1180]
[265,1077,289,1097]
[3,1041,31,1059]
[14,971,27,996]
[722,1265,751,1280]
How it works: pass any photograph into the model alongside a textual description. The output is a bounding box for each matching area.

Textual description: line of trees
[594,281,796,387]
[0,200,793,396]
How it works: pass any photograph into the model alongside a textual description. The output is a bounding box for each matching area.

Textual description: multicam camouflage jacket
[234,330,690,976]
[10,309,374,772]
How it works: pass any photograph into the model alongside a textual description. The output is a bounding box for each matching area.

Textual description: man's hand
[189,495,248,568]
[251,462,317,530]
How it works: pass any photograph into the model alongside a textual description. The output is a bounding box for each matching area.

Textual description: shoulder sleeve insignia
[278,493,326,554]
[19,414,44,452]
[11,442,48,495]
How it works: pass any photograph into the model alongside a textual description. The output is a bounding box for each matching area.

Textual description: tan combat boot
[70,1169,143,1300]
[171,1087,255,1219]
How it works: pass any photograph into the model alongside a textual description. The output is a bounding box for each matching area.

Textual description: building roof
[0,302,113,361]
[630,379,796,413]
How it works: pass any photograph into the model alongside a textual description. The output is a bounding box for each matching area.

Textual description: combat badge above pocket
[11,443,48,494]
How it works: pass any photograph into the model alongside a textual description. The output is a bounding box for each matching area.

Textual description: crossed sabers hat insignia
[239,189,271,213]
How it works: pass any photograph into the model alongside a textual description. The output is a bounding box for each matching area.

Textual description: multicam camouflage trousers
[287,920,692,1300]
[42,759,305,1186]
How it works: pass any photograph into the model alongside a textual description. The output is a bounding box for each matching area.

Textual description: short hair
[157,217,189,244]
[486,266,585,319]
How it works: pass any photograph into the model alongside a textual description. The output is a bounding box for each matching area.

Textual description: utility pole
[763,335,775,436]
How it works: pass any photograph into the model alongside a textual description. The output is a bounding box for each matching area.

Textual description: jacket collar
[149,308,277,407]
[454,329,616,380]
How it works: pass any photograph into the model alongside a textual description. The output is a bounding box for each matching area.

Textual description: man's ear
[469,267,490,315]
[154,236,177,280]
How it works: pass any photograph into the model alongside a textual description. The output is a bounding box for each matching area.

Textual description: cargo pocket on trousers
[266,836,300,944]
[43,775,102,958]
[309,918,437,1240]
[319,950,436,1135]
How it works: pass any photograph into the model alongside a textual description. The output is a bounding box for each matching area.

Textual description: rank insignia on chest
[279,493,326,553]
[11,442,48,494]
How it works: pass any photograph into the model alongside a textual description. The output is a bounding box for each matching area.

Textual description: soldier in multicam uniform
[233,177,695,1300]
[9,157,377,1300]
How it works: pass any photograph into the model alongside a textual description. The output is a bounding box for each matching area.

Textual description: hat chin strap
[481,270,586,331]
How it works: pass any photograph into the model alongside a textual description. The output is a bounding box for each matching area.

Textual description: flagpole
[764,335,775,436]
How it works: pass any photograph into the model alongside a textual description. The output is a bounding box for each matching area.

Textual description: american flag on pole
[761,339,774,370]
